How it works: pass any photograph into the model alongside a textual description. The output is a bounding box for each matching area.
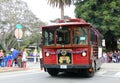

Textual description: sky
[22,0,75,23]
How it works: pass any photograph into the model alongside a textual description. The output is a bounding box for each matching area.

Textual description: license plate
[60,65,67,69]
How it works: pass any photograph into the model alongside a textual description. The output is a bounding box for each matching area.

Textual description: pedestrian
[17,52,22,68]
[38,49,43,70]
[113,50,119,63]
[33,48,37,64]
[111,51,118,63]
[11,48,19,67]
[2,55,8,67]
[118,51,120,62]
[30,50,34,57]
[103,52,108,63]
[7,52,12,67]
[0,50,4,67]
[22,48,28,68]
[0,50,4,57]
[29,50,34,62]
[108,51,113,63]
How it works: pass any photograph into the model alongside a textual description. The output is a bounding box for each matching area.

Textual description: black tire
[81,62,96,77]
[47,68,59,76]
[94,62,97,72]
[87,62,96,77]
[81,69,94,77]
[97,67,101,70]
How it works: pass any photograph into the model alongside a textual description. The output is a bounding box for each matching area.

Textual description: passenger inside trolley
[56,27,70,45]
[73,27,88,44]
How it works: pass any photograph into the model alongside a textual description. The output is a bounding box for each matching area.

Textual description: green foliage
[50,16,71,23]
[0,0,45,52]
[47,0,74,19]
[0,44,3,49]
[118,44,120,50]
[47,0,74,8]
[75,0,120,51]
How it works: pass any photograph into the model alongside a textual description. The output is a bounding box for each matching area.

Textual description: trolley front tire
[47,68,59,76]
[81,69,94,77]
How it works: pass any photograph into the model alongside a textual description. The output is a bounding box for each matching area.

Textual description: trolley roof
[39,18,102,37]
[40,18,90,28]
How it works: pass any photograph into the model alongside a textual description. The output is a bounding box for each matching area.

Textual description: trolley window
[43,28,54,46]
[56,27,70,45]
[73,27,88,45]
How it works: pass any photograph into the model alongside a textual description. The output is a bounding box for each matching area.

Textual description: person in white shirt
[38,49,43,70]
[22,48,28,68]
[33,48,37,64]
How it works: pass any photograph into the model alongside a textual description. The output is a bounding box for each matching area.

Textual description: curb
[0,67,35,73]
[0,62,41,73]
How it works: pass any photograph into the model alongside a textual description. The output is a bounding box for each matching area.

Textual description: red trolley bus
[40,18,104,77]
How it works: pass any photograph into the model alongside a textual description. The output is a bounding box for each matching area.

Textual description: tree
[74,0,120,51]
[50,15,71,23]
[0,0,46,52]
[47,0,74,19]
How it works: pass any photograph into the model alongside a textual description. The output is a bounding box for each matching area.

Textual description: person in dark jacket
[11,48,19,66]
[17,53,22,68]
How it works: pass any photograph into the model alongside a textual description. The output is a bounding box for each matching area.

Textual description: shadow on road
[47,72,93,79]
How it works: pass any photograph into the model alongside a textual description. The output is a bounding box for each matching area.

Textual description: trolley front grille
[57,49,72,64]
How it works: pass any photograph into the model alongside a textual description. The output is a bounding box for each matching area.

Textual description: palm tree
[47,0,74,19]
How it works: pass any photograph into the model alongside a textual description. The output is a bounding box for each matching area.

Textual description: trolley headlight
[82,51,87,57]
[45,52,50,57]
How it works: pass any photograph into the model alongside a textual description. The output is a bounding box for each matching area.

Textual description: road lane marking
[96,71,120,78]
[114,72,120,77]
[96,70,107,75]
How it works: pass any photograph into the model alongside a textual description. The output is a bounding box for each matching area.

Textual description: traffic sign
[14,29,23,39]
[16,24,23,29]
[17,39,23,42]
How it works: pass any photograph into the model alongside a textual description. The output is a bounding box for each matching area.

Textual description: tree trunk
[60,4,64,20]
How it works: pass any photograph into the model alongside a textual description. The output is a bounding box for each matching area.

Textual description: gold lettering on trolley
[59,56,70,64]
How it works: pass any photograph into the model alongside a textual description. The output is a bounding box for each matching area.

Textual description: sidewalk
[101,63,120,71]
[0,62,41,73]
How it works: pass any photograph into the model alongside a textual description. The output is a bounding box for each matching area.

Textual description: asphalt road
[0,63,120,83]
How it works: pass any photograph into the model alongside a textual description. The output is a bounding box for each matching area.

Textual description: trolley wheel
[47,68,59,76]
[81,68,94,77]
[97,67,101,70]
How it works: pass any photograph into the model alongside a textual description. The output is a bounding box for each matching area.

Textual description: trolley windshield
[43,26,88,46]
